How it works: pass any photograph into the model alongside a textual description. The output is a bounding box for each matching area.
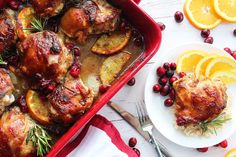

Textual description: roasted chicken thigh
[173,75,227,126]
[0,9,17,54]
[0,68,15,115]
[0,107,35,157]
[18,31,73,82]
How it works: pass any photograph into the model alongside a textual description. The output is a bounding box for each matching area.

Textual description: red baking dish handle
[132,0,141,4]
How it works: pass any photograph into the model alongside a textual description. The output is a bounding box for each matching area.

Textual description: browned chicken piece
[32,0,64,17]
[0,69,15,115]
[0,107,35,157]
[0,9,17,54]
[48,74,94,123]
[18,31,73,82]
[173,75,227,126]
[60,0,120,44]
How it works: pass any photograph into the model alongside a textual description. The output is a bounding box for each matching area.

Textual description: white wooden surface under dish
[98,0,236,156]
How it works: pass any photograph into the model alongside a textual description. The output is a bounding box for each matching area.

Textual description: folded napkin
[57,115,138,157]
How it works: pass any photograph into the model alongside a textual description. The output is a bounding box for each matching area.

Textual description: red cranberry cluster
[201,29,214,44]
[128,137,140,157]
[197,139,228,153]
[224,47,236,60]
[153,62,186,107]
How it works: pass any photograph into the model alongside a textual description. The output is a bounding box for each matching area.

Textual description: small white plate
[144,43,236,148]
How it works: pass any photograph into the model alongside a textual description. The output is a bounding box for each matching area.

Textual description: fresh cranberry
[158,77,168,85]
[156,66,166,77]
[179,72,186,78]
[127,77,136,86]
[128,137,137,147]
[164,98,174,107]
[160,85,170,96]
[233,29,236,36]
[219,140,228,148]
[214,144,220,147]
[169,76,178,85]
[169,89,176,99]
[170,63,177,70]
[231,52,236,60]
[99,84,110,93]
[70,65,80,78]
[132,148,140,157]
[176,117,187,126]
[174,11,184,23]
[166,70,174,78]
[153,84,161,93]
[201,29,210,38]
[73,47,80,56]
[204,36,213,44]
[8,0,21,10]
[17,96,28,113]
[157,22,166,31]
[163,63,170,70]
[224,47,232,54]
[196,147,208,152]
[65,43,75,50]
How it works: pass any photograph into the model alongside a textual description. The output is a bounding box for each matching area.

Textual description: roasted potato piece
[26,90,51,125]
[17,7,36,40]
[92,30,131,55]
[100,52,131,85]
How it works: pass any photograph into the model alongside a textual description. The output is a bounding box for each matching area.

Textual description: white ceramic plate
[144,43,236,148]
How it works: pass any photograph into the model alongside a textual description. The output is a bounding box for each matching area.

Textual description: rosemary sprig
[24,17,46,32]
[199,113,231,135]
[0,55,7,65]
[26,124,52,157]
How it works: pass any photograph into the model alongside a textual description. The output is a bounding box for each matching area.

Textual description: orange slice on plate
[225,148,236,157]
[211,71,236,84]
[176,50,208,73]
[184,0,221,29]
[26,90,51,125]
[214,0,236,22]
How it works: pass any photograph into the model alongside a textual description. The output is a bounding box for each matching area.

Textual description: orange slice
[26,90,51,125]
[214,0,236,22]
[184,0,221,29]
[225,148,236,157]
[211,71,236,84]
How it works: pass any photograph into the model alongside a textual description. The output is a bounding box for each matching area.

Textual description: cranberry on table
[158,77,168,86]
[99,84,110,93]
[219,140,228,148]
[196,147,208,152]
[169,76,178,85]
[174,11,184,23]
[169,89,176,99]
[156,66,166,77]
[164,98,174,107]
[128,137,137,147]
[204,36,213,44]
[132,148,140,157]
[127,77,136,86]
[166,70,174,78]
[224,47,232,54]
[233,29,236,36]
[153,84,161,93]
[157,22,166,31]
[201,29,210,38]
[170,63,177,70]
[179,72,186,78]
[160,85,170,96]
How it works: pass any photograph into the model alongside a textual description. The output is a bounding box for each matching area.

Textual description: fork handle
[148,132,164,157]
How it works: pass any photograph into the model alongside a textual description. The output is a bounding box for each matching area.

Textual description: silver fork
[136,101,164,157]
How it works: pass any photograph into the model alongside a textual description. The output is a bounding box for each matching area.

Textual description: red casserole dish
[0,0,161,156]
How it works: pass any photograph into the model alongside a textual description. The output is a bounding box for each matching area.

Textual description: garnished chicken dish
[0,0,144,156]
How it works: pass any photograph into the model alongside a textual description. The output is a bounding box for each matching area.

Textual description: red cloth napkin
[56,115,138,157]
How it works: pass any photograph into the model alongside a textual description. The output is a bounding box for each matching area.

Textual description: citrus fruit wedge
[205,56,236,77]
[184,0,221,29]
[176,50,208,73]
[26,90,51,125]
[195,54,219,78]
[225,148,236,157]
[211,70,236,84]
[214,0,236,22]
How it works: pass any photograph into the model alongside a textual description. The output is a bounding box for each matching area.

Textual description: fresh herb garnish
[199,113,231,135]
[26,124,52,157]
[24,17,46,32]
[0,55,7,65]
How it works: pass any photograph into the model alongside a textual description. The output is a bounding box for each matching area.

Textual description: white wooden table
[98,0,236,157]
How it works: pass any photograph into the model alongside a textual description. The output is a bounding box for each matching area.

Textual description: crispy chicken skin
[60,0,120,44]
[32,0,64,17]
[0,9,17,54]
[0,107,35,157]
[173,75,227,126]
[0,69,15,115]
[48,75,94,123]
[18,31,73,82]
